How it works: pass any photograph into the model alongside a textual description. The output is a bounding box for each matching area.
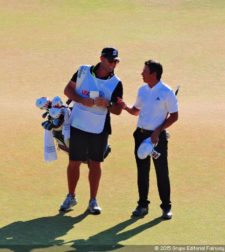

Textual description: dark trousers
[133,128,171,211]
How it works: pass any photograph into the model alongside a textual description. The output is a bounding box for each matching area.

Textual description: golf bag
[36,96,111,161]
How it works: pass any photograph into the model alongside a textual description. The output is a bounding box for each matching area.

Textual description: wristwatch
[107,101,113,108]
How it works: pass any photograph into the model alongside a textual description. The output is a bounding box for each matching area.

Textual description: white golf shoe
[59,194,77,212]
[88,199,102,215]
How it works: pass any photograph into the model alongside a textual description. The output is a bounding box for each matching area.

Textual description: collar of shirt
[147,80,162,92]
[91,63,114,80]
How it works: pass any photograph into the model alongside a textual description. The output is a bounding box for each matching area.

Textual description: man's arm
[151,112,179,144]
[64,80,94,107]
[108,103,123,115]
[106,82,124,115]
[65,80,118,110]
[124,105,140,116]
[151,88,179,144]
[117,98,140,116]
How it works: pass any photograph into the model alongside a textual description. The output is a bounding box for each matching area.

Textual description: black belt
[137,127,154,134]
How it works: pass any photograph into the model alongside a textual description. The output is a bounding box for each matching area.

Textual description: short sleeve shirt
[134,81,178,130]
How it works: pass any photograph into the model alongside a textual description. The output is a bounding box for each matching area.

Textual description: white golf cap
[137,138,154,159]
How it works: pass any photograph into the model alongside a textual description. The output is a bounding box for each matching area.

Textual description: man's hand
[117,97,139,116]
[64,81,94,107]
[117,97,127,109]
[94,97,109,108]
[151,112,178,144]
[82,98,95,107]
[151,128,161,145]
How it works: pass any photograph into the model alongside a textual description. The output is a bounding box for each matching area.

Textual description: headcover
[52,96,63,107]
[49,107,63,119]
[137,138,161,160]
[35,97,51,110]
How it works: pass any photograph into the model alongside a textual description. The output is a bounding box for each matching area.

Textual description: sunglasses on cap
[107,58,119,63]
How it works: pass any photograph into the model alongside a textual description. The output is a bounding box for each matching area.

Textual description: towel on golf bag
[62,107,71,143]
[44,129,57,161]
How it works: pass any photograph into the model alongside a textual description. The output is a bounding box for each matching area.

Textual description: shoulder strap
[76,65,91,89]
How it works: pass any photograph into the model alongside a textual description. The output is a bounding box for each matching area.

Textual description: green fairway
[0,0,225,251]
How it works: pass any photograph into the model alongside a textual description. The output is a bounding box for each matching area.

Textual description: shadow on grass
[70,216,162,251]
[0,211,89,252]
[0,212,162,252]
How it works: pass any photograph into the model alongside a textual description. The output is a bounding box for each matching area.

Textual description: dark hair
[145,60,163,80]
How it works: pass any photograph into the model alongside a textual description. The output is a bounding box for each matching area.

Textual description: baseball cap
[137,138,161,160]
[137,138,154,159]
[101,47,120,61]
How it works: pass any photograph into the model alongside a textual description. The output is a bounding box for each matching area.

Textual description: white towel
[62,108,71,143]
[44,129,57,162]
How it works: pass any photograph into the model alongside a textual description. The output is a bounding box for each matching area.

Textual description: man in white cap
[59,47,123,214]
[118,60,178,219]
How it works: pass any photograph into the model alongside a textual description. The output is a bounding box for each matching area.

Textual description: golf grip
[175,85,180,96]
[66,99,72,105]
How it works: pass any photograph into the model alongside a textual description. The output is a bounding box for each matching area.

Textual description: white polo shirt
[134,81,178,131]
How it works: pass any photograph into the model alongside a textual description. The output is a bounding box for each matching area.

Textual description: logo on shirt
[81,90,105,98]
[82,90,89,96]
[156,97,160,101]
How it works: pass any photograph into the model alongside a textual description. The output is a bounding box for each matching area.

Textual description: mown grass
[0,0,225,250]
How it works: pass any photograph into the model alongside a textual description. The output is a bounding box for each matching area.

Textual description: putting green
[0,0,225,251]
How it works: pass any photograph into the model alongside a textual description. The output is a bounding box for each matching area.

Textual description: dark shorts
[69,127,109,162]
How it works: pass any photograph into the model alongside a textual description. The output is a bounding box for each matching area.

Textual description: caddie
[59,47,123,214]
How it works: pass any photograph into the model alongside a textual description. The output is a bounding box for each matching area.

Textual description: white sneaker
[59,194,77,212]
[88,199,102,215]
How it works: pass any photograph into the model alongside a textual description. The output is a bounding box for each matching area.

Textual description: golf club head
[42,121,53,130]
[52,118,62,128]
[49,107,62,119]
[36,97,51,110]
[52,96,63,108]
